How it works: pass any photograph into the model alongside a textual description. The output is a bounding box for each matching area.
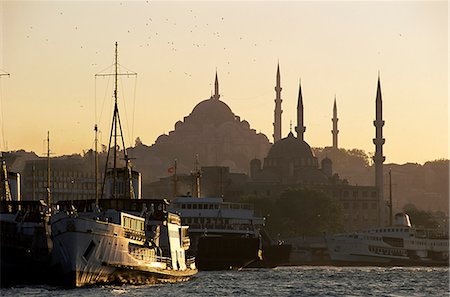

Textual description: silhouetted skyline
[1,1,447,164]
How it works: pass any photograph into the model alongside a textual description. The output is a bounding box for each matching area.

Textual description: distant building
[128,71,271,185]
[21,152,141,202]
[245,68,386,231]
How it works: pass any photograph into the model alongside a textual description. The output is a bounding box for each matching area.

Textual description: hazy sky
[1,1,448,164]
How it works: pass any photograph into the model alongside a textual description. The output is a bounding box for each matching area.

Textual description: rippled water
[2,266,449,296]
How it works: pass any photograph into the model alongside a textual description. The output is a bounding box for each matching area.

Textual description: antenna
[94,124,99,206]
[172,159,178,198]
[97,42,137,199]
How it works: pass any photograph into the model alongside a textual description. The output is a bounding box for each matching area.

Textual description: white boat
[326,213,449,266]
[50,42,196,287]
[169,196,264,270]
[51,198,197,287]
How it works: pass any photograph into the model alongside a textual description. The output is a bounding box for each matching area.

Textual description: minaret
[373,74,385,225]
[214,71,220,100]
[332,96,339,149]
[295,80,306,141]
[273,63,282,142]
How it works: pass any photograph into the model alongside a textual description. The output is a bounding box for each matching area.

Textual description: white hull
[326,227,449,266]
[51,213,196,287]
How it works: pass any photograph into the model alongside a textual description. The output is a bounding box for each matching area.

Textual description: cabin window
[209,204,214,209]
[187,204,192,209]
[193,204,197,209]
[181,204,186,209]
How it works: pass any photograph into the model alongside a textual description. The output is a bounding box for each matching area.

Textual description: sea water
[2,266,449,296]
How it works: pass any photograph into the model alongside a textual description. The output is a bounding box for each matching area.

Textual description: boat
[51,198,197,287]
[0,148,53,287]
[49,42,197,287]
[169,195,265,270]
[326,212,449,266]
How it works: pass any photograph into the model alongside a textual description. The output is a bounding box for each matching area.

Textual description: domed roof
[267,132,314,159]
[189,98,235,125]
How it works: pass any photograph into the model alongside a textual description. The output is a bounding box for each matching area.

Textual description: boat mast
[46,131,51,206]
[172,159,177,198]
[94,124,99,205]
[97,42,136,199]
[0,153,12,202]
[194,154,201,198]
[0,72,11,202]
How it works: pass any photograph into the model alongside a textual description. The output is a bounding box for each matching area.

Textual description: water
[2,266,449,296]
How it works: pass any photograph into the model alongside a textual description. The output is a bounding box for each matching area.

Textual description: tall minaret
[295,80,306,141]
[273,63,282,142]
[214,71,220,100]
[332,96,339,149]
[373,74,385,225]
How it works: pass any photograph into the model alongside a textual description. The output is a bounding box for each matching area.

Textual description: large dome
[189,98,235,125]
[267,132,314,159]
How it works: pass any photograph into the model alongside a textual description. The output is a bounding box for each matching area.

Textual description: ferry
[169,196,264,270]
[51,198,197,287]
[169,195,290,270]
[49,42,197,287]
[326,213,449,266]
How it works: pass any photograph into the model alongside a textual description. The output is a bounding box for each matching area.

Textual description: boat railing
[188,223,256,232]
[124,227,146,241]
[186,256,196,268]
[156,255,173,269]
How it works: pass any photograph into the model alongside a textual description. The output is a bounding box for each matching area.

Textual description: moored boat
[326,213,449,266]
[0,153,53,287]
[169,196,264,270]
[49,42,197,287]
[51,198,197,287]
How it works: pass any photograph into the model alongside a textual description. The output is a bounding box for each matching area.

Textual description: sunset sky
[1,1,448,164]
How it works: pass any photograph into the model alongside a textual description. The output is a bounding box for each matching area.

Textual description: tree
[266,187,343,238]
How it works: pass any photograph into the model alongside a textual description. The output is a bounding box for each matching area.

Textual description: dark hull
[248,243,292,268]
[0,221,52,287]
[196,236,261,270]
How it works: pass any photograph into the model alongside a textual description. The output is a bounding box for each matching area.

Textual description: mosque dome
[267,132,315,160]
[189,98,235,126]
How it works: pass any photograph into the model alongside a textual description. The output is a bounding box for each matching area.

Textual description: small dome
[189,98,235,125]
[267,132,314,159]
[321,157,332,165]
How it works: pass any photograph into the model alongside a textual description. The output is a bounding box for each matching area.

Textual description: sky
[1,1,448,164]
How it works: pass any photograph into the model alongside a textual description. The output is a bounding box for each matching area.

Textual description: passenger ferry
[50,42,196,287]
[51,198,197,287]
[326,213,449,266]
[169,196,265,270]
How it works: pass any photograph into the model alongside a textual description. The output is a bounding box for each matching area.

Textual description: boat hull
[196,235,261,270]
[326,235,449,267]
[51,215,197,287]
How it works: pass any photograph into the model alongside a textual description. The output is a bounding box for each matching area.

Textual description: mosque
[146,65,388,231]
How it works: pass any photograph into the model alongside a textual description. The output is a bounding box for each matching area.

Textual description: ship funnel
[393,213,411,227]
